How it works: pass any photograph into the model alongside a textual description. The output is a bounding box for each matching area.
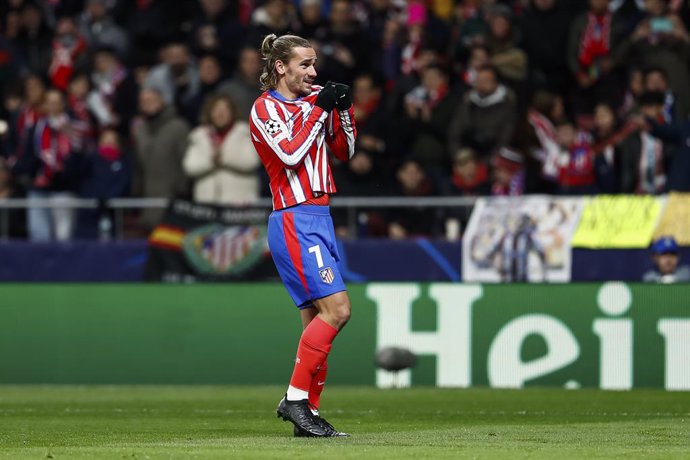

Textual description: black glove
[315,81,336,112]
[334,83,352,110]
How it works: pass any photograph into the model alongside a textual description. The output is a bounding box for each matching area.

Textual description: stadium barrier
[0,196,477,240]
[1,283,687,390]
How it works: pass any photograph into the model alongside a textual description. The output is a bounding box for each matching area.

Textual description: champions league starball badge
[264,119,282,135]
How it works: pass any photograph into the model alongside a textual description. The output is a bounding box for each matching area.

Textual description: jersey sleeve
[326,106,357,162]
[250,97,328,169]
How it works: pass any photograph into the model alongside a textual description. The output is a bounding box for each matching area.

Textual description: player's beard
[287,70,312,98]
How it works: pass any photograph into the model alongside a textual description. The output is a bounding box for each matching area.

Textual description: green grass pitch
[0,386,687,459]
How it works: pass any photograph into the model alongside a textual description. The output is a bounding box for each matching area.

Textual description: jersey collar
[269,89,300,102]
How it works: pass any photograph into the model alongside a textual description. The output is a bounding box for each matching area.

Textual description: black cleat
[318,416,349,437]
[292,406,350,437]
[276,397,328,437]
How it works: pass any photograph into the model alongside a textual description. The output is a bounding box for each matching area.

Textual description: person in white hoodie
[183,93,260,205]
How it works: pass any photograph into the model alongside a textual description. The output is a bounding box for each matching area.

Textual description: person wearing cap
[643,236,690,283]
[491,146,525,196]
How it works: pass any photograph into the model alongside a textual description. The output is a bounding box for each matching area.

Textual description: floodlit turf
[0,386,688,459]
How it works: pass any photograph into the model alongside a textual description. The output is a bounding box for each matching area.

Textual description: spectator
[182,93,259,205]
[78,0,129,59]
[13,75,46,149]
[0,156,26,238]
[618,91,671,194]
[87,46,139,137]
[132,86,189,230]
[48,15,88,91]
[567,0,627,114]
[513,90,564,193]
[2,7,21,41]
[144,41,201,124]
[312,0,369,85]
[217,47,263,121]
[291,0,327,40]
[0,29,25,96]
[627,0,690,126]
[333,148,385,198]
[554,120,597,195]
[590,102,637,193]
[448,65,517,158]
[66,72,96,153]
[331,148,388,238]
[189,0,245,74]
[187,53,225,123]
[643,66,682,123]
[362,0,397,77]
[491,146,525,196]
[119,0,179,67]
[458,44,491,89]
[350,73,390,169]
[445,148,490,196]
[13,89,82,241]
[402,64,460,173]
[448,0,489,65]
[246,0,291,48]
[1,83,23,159]
[14,2,52,76]
[520,0,571,93]
[641,102,690,192]
[485,5,528,92]
[76,128,131,239]
[386,159,439,239]
[642,236,690,283]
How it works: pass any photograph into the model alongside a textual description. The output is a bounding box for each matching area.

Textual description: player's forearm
[328,109,357,161]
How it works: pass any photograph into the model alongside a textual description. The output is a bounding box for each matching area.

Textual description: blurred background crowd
[1,0,690,240]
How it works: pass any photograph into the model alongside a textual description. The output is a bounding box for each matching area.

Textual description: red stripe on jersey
[282,212,310,297]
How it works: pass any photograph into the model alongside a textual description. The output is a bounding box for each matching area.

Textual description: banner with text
[462,196,583,282]
[572,195,663,248]
[0,283,687,391]
[145,200,276,282]
[654,192,690,245]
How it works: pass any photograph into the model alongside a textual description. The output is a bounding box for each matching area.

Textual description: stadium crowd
[0,0,689,240]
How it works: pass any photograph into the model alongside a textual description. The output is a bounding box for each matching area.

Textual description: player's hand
[334,83,352,110]
[315,81,337,112]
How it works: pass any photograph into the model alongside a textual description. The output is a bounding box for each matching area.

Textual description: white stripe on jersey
[278,188,286,208]
[338,109,356,159]
[285,168,307,202]
[304,154,317,190]
[319,136,328,192]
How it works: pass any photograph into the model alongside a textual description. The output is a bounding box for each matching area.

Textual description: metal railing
[0,196,478,240]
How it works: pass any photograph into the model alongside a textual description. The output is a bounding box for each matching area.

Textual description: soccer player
[249,33,357,437]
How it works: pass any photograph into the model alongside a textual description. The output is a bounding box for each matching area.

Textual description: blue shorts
[268,205,346,309]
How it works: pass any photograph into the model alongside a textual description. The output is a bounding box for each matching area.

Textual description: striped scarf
[33,117,73,188]
[578,12,611,70]
[527,109,560,180]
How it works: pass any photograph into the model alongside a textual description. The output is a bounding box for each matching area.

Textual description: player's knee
[328,298,350,328]
[335,302,351,325]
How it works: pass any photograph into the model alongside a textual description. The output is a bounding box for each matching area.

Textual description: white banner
[462,196,584,282]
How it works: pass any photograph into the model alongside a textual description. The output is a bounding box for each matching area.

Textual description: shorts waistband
[271,204,330,216]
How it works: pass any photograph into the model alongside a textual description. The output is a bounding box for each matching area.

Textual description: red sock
[289,317,338,393]
[309,361,328,410]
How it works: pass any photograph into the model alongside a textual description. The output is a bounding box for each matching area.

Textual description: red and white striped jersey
[249,86,357,210]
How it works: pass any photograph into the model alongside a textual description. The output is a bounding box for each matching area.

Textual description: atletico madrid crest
[319,267,335,284]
